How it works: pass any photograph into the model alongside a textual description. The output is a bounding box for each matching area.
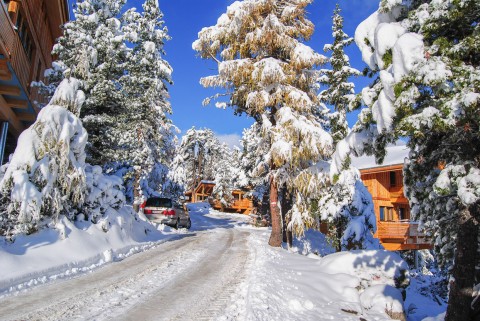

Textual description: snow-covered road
[0,204,445,321]
[0,211,251,321]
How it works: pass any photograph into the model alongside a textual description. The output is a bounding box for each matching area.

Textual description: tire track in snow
[0,232,208,320]
[116,228,250,321]
[0,228,251,321]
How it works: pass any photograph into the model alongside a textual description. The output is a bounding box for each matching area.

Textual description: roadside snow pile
[222,229,411,321]
[316,250,409,289]
[316,250,409,317]
[0,206,165,298]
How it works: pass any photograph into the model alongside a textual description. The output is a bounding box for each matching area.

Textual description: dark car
[143,197,191,229]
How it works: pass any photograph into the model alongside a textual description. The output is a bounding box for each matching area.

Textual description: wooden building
[187,180,254,215]
[353,145,432,251]
[0,0,69,163]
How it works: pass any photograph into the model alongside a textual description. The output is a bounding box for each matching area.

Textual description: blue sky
[69,0,380,147]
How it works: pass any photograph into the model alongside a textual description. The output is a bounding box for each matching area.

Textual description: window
[15,8,22,29]
[380,206,394,221]
[145,197,172,208]
[386,207,394,221]
[14,10,34,61]
[398,207,409,221]
[389,171,397,187]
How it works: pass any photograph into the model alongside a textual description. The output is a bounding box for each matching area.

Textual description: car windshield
[145,198,172,208]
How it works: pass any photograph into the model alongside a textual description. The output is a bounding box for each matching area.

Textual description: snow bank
[0,206,165,297]
[360,284,404,316]
[224,228,410,321]
[316,250,410,289]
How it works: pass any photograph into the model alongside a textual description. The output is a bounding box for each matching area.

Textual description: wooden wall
[0,0,68,137]
[360,165,409,223]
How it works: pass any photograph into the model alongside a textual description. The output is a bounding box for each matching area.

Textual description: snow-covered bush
[0,79,87,237]
[83,165,125,224]
[292,161,378,250]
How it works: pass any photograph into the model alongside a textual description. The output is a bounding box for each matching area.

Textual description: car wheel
[175,218,180,229]
[186,218,192,230]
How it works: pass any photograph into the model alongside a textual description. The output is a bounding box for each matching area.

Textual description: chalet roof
[351,144,409,170]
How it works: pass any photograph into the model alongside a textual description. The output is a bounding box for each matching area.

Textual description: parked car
[142,197,191,229]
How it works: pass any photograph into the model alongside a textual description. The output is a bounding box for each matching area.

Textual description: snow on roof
[200,180,216,184]
[351,144,409,170]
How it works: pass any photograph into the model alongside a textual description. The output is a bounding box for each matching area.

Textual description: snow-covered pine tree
[170,127,222,193]
[0,79,87,238]
[193,0,332,247]
[293,160,377,250]
[319,4,361,145]
[331,0,480,318]
[49,0,175,204]
[52,0,127,164]
[230,146,249,189]
[0,77,127,239]
[240,123,270,222]
[212,143,235,210]
[115,0,175,205]
[308,4,376,251]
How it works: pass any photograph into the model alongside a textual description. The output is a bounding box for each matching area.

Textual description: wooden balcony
[211,198,254,214]
[0,4,31,137]
[377,221,431,251]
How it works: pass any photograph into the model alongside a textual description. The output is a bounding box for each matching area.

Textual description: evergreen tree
[331,0,480,318]
[0,79,88,238]
[319,4,361,145]
[52,0,127,164]
[50,0,175,203]
[193,0,333,247]
[312,4,374,251]
[117,0,175,204]
[239,123,270,218]
[212,143,235,209]
[170,127,222,192]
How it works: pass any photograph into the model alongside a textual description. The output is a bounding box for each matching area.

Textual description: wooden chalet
[0,0,69,164]
[187,180,254,215]
[352,145,432,251]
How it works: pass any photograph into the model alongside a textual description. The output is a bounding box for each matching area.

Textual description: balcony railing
[377,221,431,250]
[210,198,253,213]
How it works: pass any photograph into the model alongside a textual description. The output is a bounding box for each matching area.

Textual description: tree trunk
[445,203,479,321]
[132,169,141,212]
[280,187,293,248]
[268,177,282,247]
[261,191,269,221]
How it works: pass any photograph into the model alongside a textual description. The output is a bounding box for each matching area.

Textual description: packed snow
[0,202,445,320]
